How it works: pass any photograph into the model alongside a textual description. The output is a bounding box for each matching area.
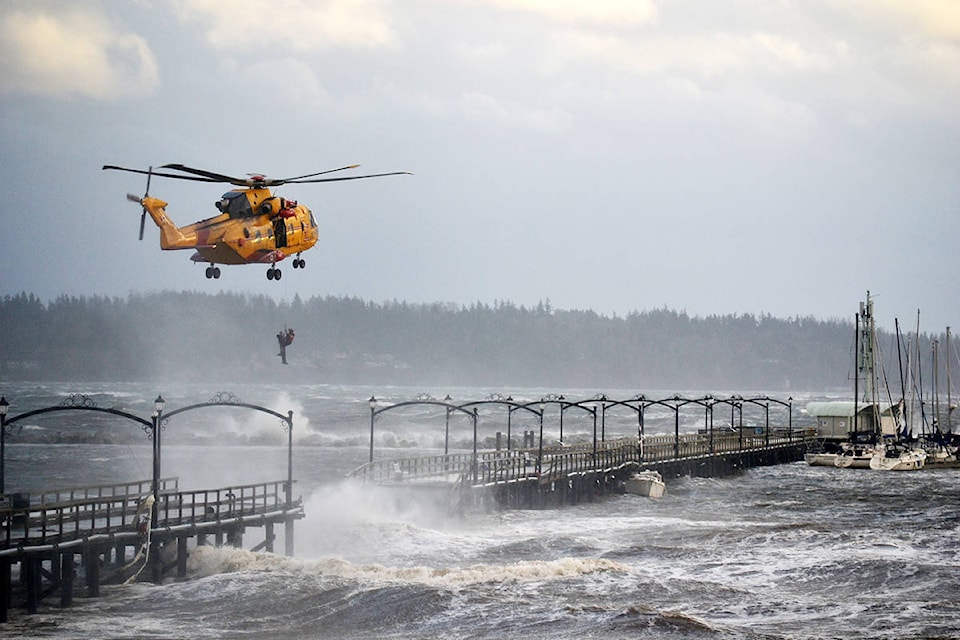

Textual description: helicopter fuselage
[140,186,319,266]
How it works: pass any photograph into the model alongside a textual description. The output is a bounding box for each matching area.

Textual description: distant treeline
[0,291,949,391]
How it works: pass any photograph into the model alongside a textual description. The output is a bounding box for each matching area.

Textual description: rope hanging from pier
[123,494,155,584]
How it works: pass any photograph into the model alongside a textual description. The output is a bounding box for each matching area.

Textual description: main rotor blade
[279,165,361,182]
[159,163,246,185]
[286,171,413,184]
[105,164,412,186]
[103,165,220,183]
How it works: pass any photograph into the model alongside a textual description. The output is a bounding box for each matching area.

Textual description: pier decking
[348,431,808,510]
[0,391,306,622]
[0,477,303,621]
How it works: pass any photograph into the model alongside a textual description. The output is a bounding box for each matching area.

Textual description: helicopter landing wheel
[292,257,305,269]
[267,267,282,281]
[205,266,221,279]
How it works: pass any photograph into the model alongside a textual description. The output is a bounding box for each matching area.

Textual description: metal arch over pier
[0,392,303,622]
[352,392,806,510]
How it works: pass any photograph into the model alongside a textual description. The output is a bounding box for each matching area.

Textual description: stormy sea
[2,382,958,639]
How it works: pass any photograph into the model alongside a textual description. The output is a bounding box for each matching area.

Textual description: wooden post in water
[177,537,188,578]
[285,520,294,557]
[60,552,75,608]
[0,559,10,622]
[265,523,275,553]
[24,557,39,614]
[84,547,100,597]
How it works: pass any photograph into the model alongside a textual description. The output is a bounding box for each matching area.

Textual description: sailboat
[906,322,959,467]
[869,442,926,470]
[806,292,925,470]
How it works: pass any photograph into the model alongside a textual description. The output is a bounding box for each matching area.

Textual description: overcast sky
[1,0,957,331]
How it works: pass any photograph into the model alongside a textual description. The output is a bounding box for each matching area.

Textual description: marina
[803,293,959,472]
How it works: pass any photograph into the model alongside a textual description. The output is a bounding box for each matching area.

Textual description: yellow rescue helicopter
[102,163,410,280]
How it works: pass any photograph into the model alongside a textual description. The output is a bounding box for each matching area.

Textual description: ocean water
[2,383,958,639]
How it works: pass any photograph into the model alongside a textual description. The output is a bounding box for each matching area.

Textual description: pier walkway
[0,476,303,620]
[348,431,808,510]
[0,391,304,622]
[350,393,808,509]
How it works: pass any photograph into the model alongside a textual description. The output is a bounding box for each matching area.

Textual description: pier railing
[1,479,295,551]
[12,478,181,508]
[349,432,807,488]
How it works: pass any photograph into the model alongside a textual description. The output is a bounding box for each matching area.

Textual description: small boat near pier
[624,469,665,498]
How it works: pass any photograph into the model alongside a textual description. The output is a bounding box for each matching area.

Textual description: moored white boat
[923,445,958,466]
[625,469,665,498]
[869,445,926,470]
[833,442,877,468]
[805,441,876,468]
[804,452,839,467]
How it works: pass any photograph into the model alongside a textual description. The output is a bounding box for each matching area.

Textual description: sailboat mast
[859,292,876,405]
[947,326,953,434]
[895,318,907,437]
[932,338,940,433]
[857,292,880,440]
[854,310,860,439]
[913,309,923,439]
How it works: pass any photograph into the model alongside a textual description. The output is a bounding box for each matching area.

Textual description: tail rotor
[127,166,153,240]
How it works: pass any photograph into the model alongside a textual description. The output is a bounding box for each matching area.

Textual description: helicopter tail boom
[136,196,197,250]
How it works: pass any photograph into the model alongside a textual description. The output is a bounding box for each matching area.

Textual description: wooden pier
[0,390,802,620]
[0,391,309,622]
[0,476,303,621]
[348,431,808,511]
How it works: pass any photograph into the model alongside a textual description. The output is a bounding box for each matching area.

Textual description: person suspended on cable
[276,327,295,364]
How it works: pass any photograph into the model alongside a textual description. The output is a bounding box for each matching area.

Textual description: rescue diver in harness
[277,328,295,364]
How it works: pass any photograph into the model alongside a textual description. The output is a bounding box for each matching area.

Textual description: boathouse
[805,401,899,440]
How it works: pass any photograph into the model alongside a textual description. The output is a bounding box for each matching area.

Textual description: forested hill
[0,291,910,391]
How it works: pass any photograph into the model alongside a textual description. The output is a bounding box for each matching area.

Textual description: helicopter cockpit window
[215,191,253,219]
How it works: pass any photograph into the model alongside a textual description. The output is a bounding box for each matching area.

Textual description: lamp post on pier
[557,395,565,443]
[444,395,453,454]
[506,396,515,450]
[592,401,599,459]
[673,395,681,458]
[536,398,546,474]
[0,396,10,495]
[763,397,770,447]
[368,396,377,463]
[150,395,165,527]
[788,397,793,440]
[735,395,744,450]
[701,394,714,454]
[149,394,165,585]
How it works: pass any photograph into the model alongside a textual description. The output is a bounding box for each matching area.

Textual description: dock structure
[0,392,304,622]
[349,432,806,510]
[0,477,303,620]
[0,390,805,619]
[352,393,809,510]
